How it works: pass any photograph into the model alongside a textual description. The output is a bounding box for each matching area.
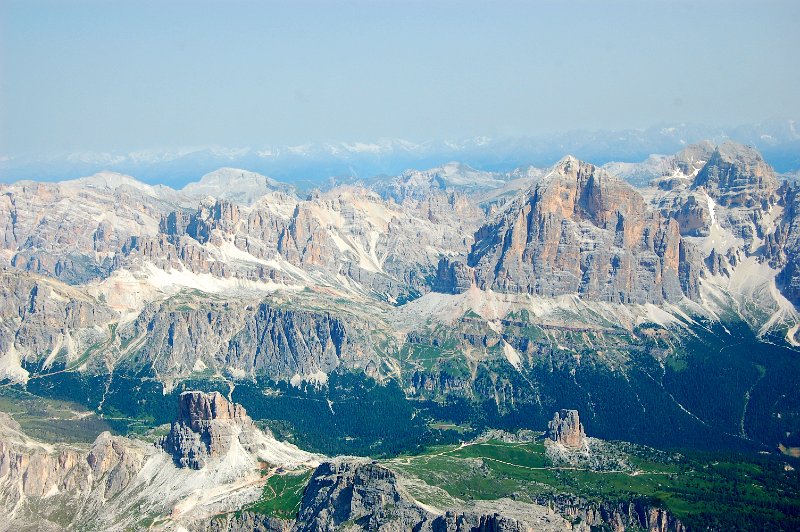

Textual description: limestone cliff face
[130,187,476,302]
[0,174,180,284]
[464,157,698,304]
[548,409,586,448]
[295,458,572,532]
[541,494,687,532]
[0,415,89,501]
[432,257,475,294]
[0,412,147,526]
[160,199,242,245]
[0,269,115,380]
[766,183,800,305]
[120,298,376,379]
[161,391,255,469]
[693,141,778,208]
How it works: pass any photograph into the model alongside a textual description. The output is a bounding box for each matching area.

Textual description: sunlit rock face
[548,409,586,448]
[465,156,698,304]
[693,141,778,208]
[161,391,255,469]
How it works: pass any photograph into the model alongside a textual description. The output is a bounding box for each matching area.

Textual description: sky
[1,0,798,157]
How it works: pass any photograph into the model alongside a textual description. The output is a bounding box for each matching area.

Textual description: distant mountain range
[2,138,800,529]
[2,119,799,187]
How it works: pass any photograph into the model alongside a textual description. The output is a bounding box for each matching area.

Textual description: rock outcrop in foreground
[160,391,315,471]
[0,393,317,530]
[161,391,253,469]
[0,401,688,532]
[548,409,586,448]
[295,457,573,532]
[293,456,686,532]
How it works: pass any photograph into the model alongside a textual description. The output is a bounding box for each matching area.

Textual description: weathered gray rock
[539,494,687,532]
[693,141,778,208]
[0,173,182,283]
[161,391,255,469]
[0,412,147,528]
[428,510,537,532]
[0,269,116,380]
[200,511,293,532]
[766,183,800,305]
[120,297,377,380]
[295,457,433,531]
[432,257,475,294]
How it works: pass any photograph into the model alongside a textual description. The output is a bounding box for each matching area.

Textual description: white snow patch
[502,341,523,371]
[0,344,29,384]
[214,241,270,266]
[704,191,717,226]
[290,370,329,387]
[89,262,305,314]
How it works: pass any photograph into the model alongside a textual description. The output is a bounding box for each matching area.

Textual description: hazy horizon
[2,0,799,158]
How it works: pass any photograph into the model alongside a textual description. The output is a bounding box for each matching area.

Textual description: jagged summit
[674,140,715,175]
[176,390,248,431]
[693,140,778,207]
[463,155,694,304]
[548,409,586,448]
[161,390,313,470]
[539,155,642,224]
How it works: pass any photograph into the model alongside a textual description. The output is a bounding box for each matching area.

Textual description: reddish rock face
[466,157,698,304]
[177,391,248,432]
[162,391,258,469]
[548,409,586,448]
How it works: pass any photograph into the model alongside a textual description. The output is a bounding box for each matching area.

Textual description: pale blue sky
[1,0,798,156]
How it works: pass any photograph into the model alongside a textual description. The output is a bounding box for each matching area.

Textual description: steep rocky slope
[440,156,699,304]
[2,144,800,529]
[0,392,317,531]
[1,141,800,456]
[0,173,186,283]
[1,396,697,532]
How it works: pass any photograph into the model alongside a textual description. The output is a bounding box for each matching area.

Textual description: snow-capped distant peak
[194,167,279,187]
[181,167,292,205]
[400,162,503,188]
[64,171,152,191]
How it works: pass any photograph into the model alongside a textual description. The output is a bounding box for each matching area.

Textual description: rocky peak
[181,168,291,206]
[160,199,240,244]
[674,141,715,176]
[541,155,646,227]
[693,141,778,207]
[548,409,586,448]
[296,458,428,530]
[177,391,249,431]
[462,157,696,304]
[161,391,255,469]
